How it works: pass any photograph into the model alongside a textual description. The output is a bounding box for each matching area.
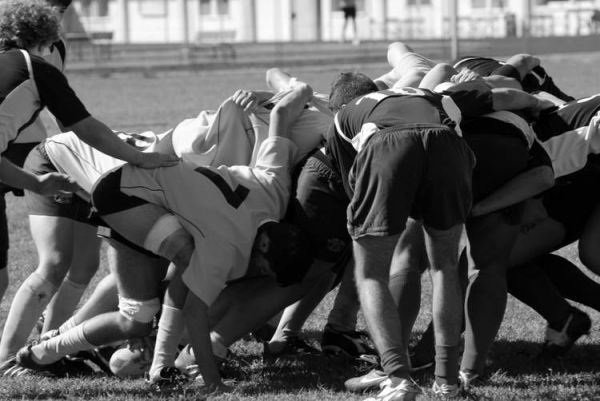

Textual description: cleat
[363,377,420,401]
[39,329,60,342]
[321,325,376,359]
[432,381,462,399]
[541,307,591,358]
[146,366,189,392]
[262,336,319,363]
[15,345,93,377]
[458,370,481,391]
[345,368,388,392]
[74,346,117,375]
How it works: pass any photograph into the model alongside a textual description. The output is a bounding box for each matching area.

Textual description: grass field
[2,52,600,400]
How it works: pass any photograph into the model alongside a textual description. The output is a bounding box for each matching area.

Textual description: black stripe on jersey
[0,50,29,99]
[51,40,66,64]
[194,166,249,209]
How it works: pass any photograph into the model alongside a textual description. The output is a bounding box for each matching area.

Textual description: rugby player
[14,84,315,394]
[324,69,553,400]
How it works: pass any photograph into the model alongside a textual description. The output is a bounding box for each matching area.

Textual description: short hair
[0,0,61,51]
[258,221,314,287]
[328,72,378,112]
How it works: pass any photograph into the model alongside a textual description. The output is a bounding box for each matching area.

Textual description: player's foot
[75,346,117,375]
[39,329,60,342]
[146,366,189,392]
[263,336,319,363]
[458,369,481,390]
[431,380,462,399]
[542,307,591,357]
[363,376,420,401]
[345,368,388,392]
[16,345,94,377]
[321,325,376,359]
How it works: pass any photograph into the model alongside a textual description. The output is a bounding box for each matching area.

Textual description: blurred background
[60,0,600,72]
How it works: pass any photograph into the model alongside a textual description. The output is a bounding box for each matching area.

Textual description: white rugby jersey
[119,136,298,305]
[44,130,160,199]
[171,89,330,168]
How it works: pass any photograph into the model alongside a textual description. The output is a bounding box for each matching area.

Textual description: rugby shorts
[23,143,99,224]
[543,161,600,244]
[286,150,351,282]
[347,123,474,239]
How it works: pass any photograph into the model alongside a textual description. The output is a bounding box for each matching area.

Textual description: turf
[1,53,600,400]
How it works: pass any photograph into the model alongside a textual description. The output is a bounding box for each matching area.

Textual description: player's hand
[35,173,79,196]
[530,96,558,119]
[133,151,180,168]
[451,69,483,84]
[232,89,259,113]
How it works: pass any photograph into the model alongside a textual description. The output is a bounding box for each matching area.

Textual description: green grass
[2,53,600,400]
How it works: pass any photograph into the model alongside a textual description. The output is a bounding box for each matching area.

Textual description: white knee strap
[143,214,192,261]
[118,296,160,323]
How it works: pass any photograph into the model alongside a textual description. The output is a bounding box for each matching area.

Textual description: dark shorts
[92,167,161,258]
[286,150,350,265]
[543,163,600,244]
[347,124,474,239]
[0,142,39,196]
[342,6,356,19]
[23,143,98,224]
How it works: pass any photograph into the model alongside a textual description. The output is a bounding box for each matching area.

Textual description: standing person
[340,0,359,45]
[0,0,72,319]
[0,0,178,364]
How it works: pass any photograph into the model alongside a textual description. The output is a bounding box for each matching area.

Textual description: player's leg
[42,220,101,332]
[0,195,8,316]
[418,63,457,91]
[18,239,167,368]
[0,215,75,363]
[374,42,435,90]
[577,203,600,275]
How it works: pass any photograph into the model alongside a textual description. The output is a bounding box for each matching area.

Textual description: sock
[0,273,57,361]
[58,316,79,335]
[542,254,600,312]
[43,278,87,333]
[435,345,459,385]
[507,263,571,330]
[389,269,422,344]
[149,305,184,377]
[30,324,91,364]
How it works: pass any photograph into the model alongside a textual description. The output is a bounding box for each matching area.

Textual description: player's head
[0,0,61,51]
[46,0,72,14]
[253,221,314,286]
[328,72,378,112]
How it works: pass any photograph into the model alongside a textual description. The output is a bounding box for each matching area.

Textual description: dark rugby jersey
[326,82,494,196]
[533,94,600,177]
[0,49,89,155]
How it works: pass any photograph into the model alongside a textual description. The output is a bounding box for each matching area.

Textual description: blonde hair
[0,0,60,50]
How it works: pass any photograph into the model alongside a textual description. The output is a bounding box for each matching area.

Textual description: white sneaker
[345,368,388,392]
[432,381,462,399]
[364,377,420,401]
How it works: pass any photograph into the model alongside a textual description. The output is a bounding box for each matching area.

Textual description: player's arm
[503,53,540,80]
[266,68,331,115]
[0,156,78,195]
[490,87,556,114]
[34,60,179,169]
[269,82,313,139]
[184,292,228,392]
[471,142,554,216]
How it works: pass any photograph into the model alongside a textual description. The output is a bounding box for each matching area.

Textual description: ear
[256,231,271,253]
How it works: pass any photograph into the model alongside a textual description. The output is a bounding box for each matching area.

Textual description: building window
[407,0,431,5]
[472,0,505,8]
[200,0,230,15]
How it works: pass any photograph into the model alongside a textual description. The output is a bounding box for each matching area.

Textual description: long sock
[58,316,79,334]
[507,263,572,330]
[388,269,421,345]
[43,278,87,333]
[542,254,600,312]
[0,273,57,361]
[30,324,92,364]
[149,305,184,376]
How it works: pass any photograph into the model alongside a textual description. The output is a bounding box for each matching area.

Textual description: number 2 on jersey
[194,166,249,208]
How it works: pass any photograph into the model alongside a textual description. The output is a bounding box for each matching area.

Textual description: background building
[69,0,600,44]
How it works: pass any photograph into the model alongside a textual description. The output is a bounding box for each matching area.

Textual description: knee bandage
[143,214,192,261]
[118,296,160,323]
